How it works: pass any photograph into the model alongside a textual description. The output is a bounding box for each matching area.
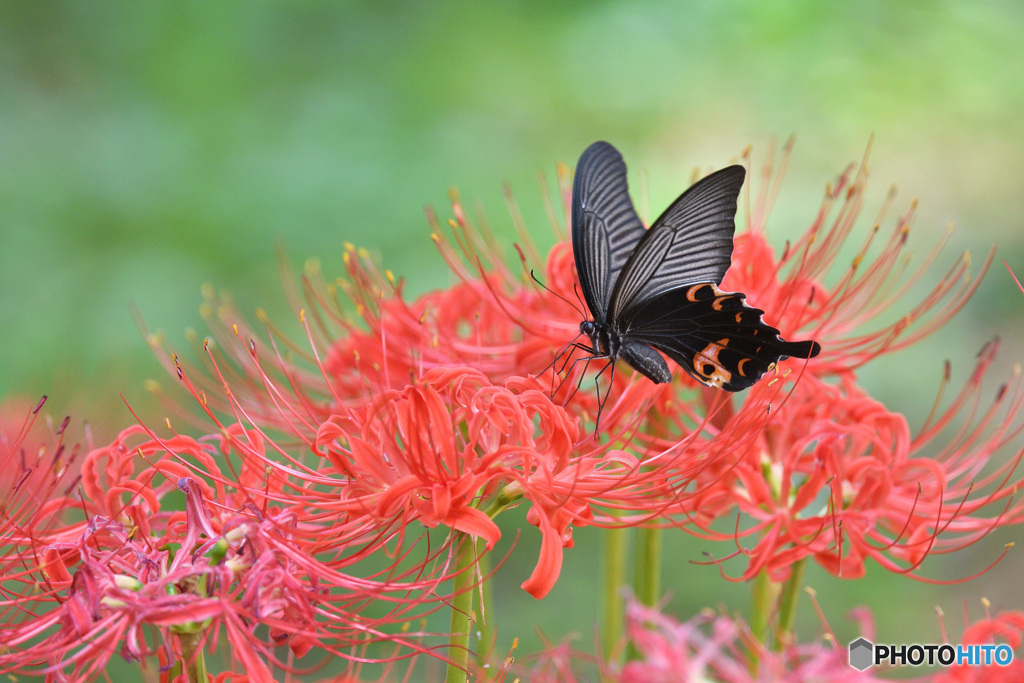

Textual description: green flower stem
[773,557,807,651]
[446,533,477,683]
[472,487,520,667]
[178,631,207,683]
[749,567,777,672]
[602,526,629,663]
[634,525,662,607]
[475,535,494,662]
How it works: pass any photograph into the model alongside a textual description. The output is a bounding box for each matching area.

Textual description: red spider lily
[319,364,802,598]
[137,139,1012,590]
[0,358,717,678]
[933,601,1024,682]
[0,411,463,681]
[22,139,1015,682]
[138,265,720,603]
[141,138,993,447]
[139,164,663,439]
[557,141,1024,584]
[317,231,660,437]
[426,142,995,450]
[142,297,750,610]
[727,140,992,380]
[0,397,84,553]
[192,347,650,601]
[316,366,585,597]
[690,339,1024,581]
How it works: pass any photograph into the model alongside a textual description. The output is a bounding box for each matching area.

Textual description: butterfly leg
[551,342,603,400]
[591,357,616,436]
[539,333,587,383]
[543,339,578,396]
[559,352,597,404]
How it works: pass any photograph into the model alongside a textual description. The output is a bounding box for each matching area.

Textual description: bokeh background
[3,1,1024,676]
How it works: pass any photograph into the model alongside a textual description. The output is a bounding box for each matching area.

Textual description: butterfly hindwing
[609,165,745,319]
[571,141,648,322]
[620,283,821,391]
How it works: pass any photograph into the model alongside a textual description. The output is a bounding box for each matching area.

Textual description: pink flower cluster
[525,598,1024,683]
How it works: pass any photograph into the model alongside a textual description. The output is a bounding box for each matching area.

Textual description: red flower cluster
[678,149,1023,582]
[0,405,453,681]
[933,601,1024,682]
[1,142,1021,681]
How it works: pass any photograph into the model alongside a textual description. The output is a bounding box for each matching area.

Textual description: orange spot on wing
[693,338,732,387]
[686,284,711,302]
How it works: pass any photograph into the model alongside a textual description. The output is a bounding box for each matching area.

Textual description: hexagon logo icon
[848,637,874,671]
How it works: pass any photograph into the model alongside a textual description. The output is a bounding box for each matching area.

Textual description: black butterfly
[568,141,820,405]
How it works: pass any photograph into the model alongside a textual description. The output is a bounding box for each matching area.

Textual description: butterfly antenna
[530,269,587,319]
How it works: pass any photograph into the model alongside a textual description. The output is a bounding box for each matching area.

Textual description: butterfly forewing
[571,141,647,322]
[608,165,745,320]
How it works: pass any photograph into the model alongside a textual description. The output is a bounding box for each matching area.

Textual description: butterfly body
[570,141,820,396]
[580,317,673,384]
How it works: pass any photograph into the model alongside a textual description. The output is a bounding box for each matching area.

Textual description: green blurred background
[2,1,1023,676]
